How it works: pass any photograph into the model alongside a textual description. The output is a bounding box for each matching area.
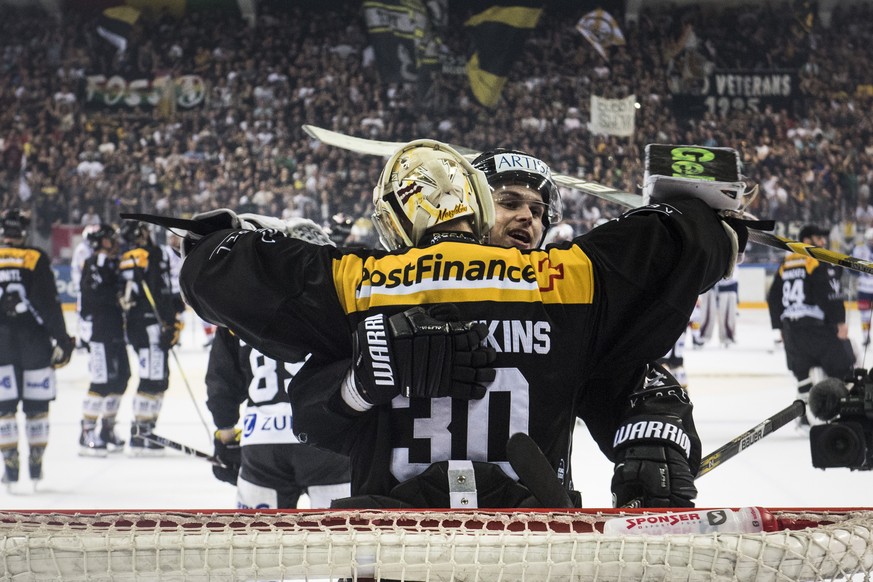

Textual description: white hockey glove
[177,209,279,256]
[181,210,335,257]
[77,319,93,348]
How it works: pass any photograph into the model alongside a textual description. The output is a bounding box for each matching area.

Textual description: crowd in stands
[1,0,873,261]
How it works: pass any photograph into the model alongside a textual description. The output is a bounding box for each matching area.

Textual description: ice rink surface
[3,307,871,510]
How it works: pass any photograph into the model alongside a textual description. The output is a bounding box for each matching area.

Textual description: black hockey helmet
[86,223,118,249]
[471,148,563,230]
[0,208,30,240]
[119,220,149,245]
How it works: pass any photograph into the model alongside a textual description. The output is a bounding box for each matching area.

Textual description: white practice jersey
[852,244,873,294]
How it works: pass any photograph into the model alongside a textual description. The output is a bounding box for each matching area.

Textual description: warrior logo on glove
[348,305,497,410]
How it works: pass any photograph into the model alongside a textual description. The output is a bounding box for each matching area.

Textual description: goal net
[1,508,871,581]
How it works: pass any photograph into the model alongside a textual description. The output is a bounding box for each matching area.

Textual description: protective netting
[0,508,871,582]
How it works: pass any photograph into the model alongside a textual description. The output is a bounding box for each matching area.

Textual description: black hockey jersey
[119,243,177,326]
[79,253,125,343]
[767,252,846,329]
[0,243,68,342]
[206,326,309,446]
[181,199,732,496]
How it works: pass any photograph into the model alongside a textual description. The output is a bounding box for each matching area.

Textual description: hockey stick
[618,400,805,507]
[506,433,574,508]
[134,428,227,467]
[302,124,873,276]
[139,279,213,442]
[696,399,805,478]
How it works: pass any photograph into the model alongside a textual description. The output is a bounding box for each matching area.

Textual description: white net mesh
[1,508,871,582]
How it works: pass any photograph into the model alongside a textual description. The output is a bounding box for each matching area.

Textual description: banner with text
[589,94,636,137]
[671,69,798,118]
[85,74,206,109]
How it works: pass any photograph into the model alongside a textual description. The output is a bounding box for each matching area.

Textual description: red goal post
[1,508,872,581]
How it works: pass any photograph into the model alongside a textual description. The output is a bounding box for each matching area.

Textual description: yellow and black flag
[465,0,543,108]
[96,5,141,54]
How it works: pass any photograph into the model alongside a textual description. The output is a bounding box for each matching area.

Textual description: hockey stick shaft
[506,432,574,508]
[135,429,226,467]
[696,399,805,478]
[303,124,873,276]
[139,278,213,441]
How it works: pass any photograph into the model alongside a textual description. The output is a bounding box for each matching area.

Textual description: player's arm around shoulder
[180,227,348,360]
[574,198,735,293]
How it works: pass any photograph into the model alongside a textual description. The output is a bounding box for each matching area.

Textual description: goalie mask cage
[1,508,872,582]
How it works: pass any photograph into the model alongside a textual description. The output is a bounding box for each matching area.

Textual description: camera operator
[767,224,856,431]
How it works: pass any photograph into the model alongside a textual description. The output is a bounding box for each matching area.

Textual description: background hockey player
[118,221,183,455]
[767,223,855,430]
[207,326,351,509]
[163,139,746,509]
[850,227,873,346]
[206,216,350,510]
[696,274,739,348]
[0,208,74,488]
[72,223,100,350]
[78,224,130,456]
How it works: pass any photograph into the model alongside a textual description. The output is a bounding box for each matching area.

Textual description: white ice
[2,308,871,510]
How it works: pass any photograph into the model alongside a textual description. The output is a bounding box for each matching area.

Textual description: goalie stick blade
[302,124,482,158]
[506,433,574,508]
[303,124,873,276]
[696,400,805,478]
[302,125,644,208]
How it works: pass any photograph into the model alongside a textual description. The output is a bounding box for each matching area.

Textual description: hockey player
[768,224,855,429]
[72,224,100,350]
[472,148,562,250]
[78,224,130,456]
[0,209,74,487]
[286,147,696,508]
[697,274,739,347]
[206,217,350,509]
[167,139,746,509]
[207,325,351,509]
[850,228,873,346]
[118,221,183,455]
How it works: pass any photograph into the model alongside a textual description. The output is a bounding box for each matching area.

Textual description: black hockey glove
[611,416,697,508]
[347,305,496,410]
[50,335,75,369]
[211,428,241,485]
[159,319,184,350]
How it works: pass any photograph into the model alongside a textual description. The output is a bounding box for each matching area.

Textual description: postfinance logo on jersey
[332,242,595,313]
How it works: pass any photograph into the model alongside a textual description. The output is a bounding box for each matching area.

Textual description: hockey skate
[99,421,126,454]
[129,421,165,457]
[2,449,20,491]
[29,445,45,482]
[79,420,108,457]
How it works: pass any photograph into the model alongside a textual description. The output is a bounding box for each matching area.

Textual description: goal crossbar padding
[1,509,872,581]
